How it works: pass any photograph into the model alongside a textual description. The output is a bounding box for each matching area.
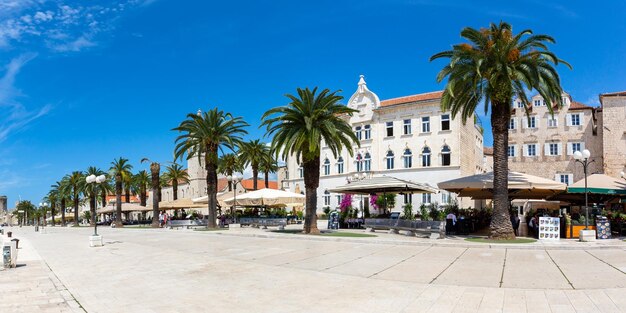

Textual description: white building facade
[283,76,485,214]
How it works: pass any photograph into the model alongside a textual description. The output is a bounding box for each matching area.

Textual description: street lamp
[573,149,594,230]
[86,174,106,247]
[620,171,625,180]
[227,174,243,224]
[38,202,47,231]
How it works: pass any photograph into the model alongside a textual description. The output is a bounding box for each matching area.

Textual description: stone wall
[600,94,626,177]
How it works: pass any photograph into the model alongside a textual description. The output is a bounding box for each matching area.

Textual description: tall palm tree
[100,180,114,208]
[45,187,58,226]
[123,171,134,203]
[218,153,242,191]
[262,87,359,234]
[141,158,161,228]
[259,151,278,188]
[56,178,69,226]
[64,171,84,226]
[430,22,570,239]
[173,108,248,228]
[133,170,150,206]
[238,139,269,190]
[110,157,133,227]
[83,166,106,226]
[162,163,190,200]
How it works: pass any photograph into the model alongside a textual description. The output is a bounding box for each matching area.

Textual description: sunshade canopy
[567,174,626,195]
[192,191,234,207]
[328,175,438,195]
[438,171,567,199]
[97,202,153,214]
[158,198,206,209]
[223,188,305,207]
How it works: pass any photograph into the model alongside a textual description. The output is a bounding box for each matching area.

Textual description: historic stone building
[282,76,485,214]
[599,91,626,177]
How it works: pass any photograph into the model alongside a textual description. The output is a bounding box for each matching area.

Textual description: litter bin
[7,231,12,238]
[0,229,3,235]
[35,225,39,232]
[11,238,19,249]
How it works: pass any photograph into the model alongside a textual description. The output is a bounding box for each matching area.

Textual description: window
[403,119,412,135]
[422,193,431,204]
[547,143,560,156]
[403,148,412,168]
[336,195,341,205]
[441,192,451,204]
[508,145,516,157]
[526,116,537,128]
[441,145,451,166]
[323,190,330,206]
[403,193,412,204]
[547,116,558,128]
[363,125,371,139]
[386,121,394,137]
[323,158,330,175]
[364,153,371,171]
[567,142,583,155]
[526,144,537,157]
[298,166,303,178]
[441,114,450,131]
[336,157,344,174]
[355,153,363,172]
[421,147,431,167]
[534,99,543,106]
[386,150,394,169]
[569,113,581,126]
[560,174,570,186]
[517,101,524,108]
[421,117,430,133]
[508,118,516,130]
[572,143,581,153]
[355,126,362,140]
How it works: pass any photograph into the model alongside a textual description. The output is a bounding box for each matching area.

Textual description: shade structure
[97,202,153,214]
[158,198,206,209]
[223,188,305,207]
[328,175,438,195]
[192,191,234,207]
[438,171,567,199]
[567,174,626,195]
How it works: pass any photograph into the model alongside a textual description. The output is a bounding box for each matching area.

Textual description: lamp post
[38,202,47,231]
[227,174,243,224]
[86,174,106,246]
[573,149,594,230]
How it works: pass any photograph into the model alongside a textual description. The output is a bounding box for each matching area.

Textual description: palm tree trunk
[489,103,515,239]
[115,179,123,227]
[206,156,218,228]
[43,210,47,226]
[125,187,131,203]
[60,198,66,226]
[302,158,321,234]
[101,189,107,207]
[150,164,161,228]
[50,203,56,226]
[264,170,269,188]
[90,194,96,226]
[173,180,179,200]
[73,193,79,226]
[140,185,147,206]
[252,167,258,190]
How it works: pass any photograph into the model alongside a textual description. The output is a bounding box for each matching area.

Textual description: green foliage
[323,207,331,216]
[375,194,396,213]
[402,203,414,220]
[296,210,304,220]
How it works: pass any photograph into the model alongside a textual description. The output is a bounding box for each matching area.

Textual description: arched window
[323,158,330,175]
[441,145,451,166]
[386,150,395,169]
[323,190,331,206]
[422,146,431,167]
[336,157,344,174]
[364,152,371,171]
[355,153,363,172]
[403,148,412,168]
[298,166,304,178]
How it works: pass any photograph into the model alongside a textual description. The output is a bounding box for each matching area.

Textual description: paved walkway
[4,226,626,312]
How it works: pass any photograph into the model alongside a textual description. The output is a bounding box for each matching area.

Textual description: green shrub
[402,203,414,220]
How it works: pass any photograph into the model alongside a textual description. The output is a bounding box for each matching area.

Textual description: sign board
[596,216,611,239]
[539,217,560,240]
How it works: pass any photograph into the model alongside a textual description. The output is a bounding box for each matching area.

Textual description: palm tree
[133,170,150,206]
[83,166,106,226]
[123,171,134,203]
[430,22,570,239]
[162,163,190,200]
[238,139,269,190]
[45,187,58,226]
[259,151,278,188]
[63,171,84,226]
[56,178,69,226]
[173,108,248,228]
[262,87,359,234]
[141,158,161,228]
[218,153,242,191]
[110,157,133,227]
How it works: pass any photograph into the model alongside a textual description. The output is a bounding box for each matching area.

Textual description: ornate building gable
[346,75,380,124]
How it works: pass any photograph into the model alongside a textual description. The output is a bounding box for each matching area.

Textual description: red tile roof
[600,91,626,97]
[483,147,493,156]
[568,101,594,111]
[380,91,443,107]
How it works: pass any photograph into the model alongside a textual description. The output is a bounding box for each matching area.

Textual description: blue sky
[1,0,625,207]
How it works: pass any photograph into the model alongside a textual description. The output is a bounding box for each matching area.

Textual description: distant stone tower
[0,196,7,212]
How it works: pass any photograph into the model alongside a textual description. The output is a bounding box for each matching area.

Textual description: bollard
[7,231,12,238]
[11,238,19,249]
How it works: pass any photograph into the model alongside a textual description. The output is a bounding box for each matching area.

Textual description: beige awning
[328,175,438,195]
[223,188,305,207]
[438,171,567,199]
[158,198,207,209]
[97,203,153,214]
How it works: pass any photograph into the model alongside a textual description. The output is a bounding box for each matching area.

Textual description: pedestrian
[510,214,520,236]
[159,212,164,228]
[446,211,457,235]
[529,214,538,238]
[163,212,169,228]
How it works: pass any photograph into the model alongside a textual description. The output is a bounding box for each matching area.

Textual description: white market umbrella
[328,175,438,195]
[223,188,305,207]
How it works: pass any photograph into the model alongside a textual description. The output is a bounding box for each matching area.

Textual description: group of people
[158,211,170,227]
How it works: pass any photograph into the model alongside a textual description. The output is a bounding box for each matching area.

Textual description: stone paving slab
[7,226,626,313]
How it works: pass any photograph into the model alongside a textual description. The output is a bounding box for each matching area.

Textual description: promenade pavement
[3,225,626,313]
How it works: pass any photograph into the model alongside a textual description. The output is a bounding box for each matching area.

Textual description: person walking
[511,214,521,236]
[158,212,164,228]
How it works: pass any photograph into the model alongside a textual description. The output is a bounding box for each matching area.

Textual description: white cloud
[34,11,53,22]
[51,35,95,52]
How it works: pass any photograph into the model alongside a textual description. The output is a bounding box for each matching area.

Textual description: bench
[238,218,287,230]
[363,218,446,239]
[167,219,208,229]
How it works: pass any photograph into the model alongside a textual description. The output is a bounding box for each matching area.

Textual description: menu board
[539,217,560,240]
[596,217,611,239]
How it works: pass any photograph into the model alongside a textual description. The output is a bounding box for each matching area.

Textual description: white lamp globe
[86,174,96,183]
[236,174,243,182]
[582,149,591,159]
[96,175,106,183]
[621,171,625,178]
[227,175,233,182]
[573,151,582,160]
